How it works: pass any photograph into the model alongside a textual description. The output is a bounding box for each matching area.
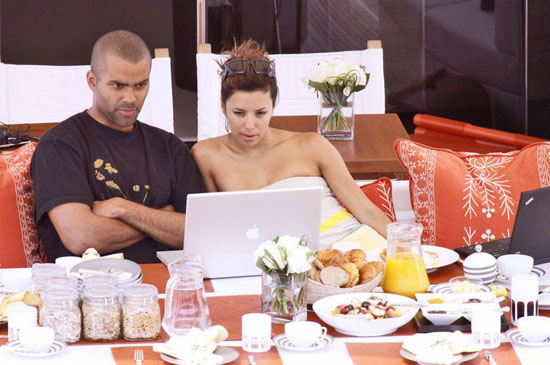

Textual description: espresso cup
[284,321,327,348]
[517,316,550,342]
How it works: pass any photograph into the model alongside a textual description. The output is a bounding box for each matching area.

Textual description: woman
[191,40,391,251]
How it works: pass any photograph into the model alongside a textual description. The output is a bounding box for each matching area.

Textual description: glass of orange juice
[381,222,429,298]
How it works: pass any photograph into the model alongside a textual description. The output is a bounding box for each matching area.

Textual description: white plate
[431,283,491,294]
[366,245,459,273]
[159,346,239,364]
[70,258,141,284]
[506,328,550,347]
[4,340,67,357]
[400,347,479,365]
[312,292,419,336]
[273,334,334,351]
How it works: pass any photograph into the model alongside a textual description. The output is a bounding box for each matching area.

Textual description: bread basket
[306,271,383,304]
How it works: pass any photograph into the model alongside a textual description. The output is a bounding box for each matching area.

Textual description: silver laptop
[162,187,322,278]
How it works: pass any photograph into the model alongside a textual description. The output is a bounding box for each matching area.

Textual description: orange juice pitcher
[381,222,429,298]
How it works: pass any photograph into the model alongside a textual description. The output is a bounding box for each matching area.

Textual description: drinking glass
[511,274,539,325]
[381,222,429,298]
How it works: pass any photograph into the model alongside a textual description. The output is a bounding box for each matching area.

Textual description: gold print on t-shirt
[93,158,148,202]
[105,180,126,198]
[95,170,105,181]
[104,163,118,174]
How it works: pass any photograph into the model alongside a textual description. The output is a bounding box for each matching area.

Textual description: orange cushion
[359,177,396,222]
[0,143,46,267]
[394,139,550,249]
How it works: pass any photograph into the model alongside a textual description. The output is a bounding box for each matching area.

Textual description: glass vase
[261,271,307,323]
[318,92,355,140]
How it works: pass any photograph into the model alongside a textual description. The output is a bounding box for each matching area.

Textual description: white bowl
[18,326,55,352]
[497,254,534,278]
[55,256,84,274]
[517,316,550,342]
[416,292,498,325]
[0,268,32,292]
[312,292,418,336]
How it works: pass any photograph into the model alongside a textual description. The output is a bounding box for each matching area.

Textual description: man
[31,30,204,263]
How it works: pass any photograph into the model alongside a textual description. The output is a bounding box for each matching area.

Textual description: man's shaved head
[91,30,151,78]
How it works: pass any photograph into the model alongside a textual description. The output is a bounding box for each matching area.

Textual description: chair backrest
[196,42,385,140]
[0,49,174,133]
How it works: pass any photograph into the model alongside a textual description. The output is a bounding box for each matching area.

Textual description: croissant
[316,249,350,267]
[358,262,378,285]
[340,262,360,288]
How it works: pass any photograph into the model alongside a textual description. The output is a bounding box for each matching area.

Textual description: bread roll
[319,266,349,287]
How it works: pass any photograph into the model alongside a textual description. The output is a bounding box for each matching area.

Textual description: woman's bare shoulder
[191,136,226,156]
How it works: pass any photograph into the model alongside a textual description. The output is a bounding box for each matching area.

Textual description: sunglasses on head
[222,59,276,81]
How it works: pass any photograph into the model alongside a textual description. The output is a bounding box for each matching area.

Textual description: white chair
[196,42,385,140]
[0,49,174,133]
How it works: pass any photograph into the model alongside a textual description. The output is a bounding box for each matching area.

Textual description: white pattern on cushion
[538,144,550,187]
[1,143,44,266]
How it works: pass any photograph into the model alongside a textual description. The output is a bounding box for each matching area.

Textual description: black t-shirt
[30,111,205,263]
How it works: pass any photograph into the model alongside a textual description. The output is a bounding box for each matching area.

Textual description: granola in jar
[82,285,121,341]
[43,286,81,343]
[122,284,161,341]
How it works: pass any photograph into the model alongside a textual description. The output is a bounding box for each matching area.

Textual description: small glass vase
[318,92,355,140]
[261,271,307,323]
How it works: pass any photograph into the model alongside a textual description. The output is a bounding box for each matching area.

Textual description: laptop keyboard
[454,238,511,258]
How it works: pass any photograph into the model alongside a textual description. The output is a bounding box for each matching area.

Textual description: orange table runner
[346,342,520,364]
[110,345,282,365]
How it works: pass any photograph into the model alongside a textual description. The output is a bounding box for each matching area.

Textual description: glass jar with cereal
[122,284,161,341]
[43,286,81,343]
[82,285,121,341]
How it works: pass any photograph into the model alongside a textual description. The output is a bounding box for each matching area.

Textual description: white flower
[343,86,352,96]
[254,235,312,274]
[287,248,312,274]
[305,62,329,84]
[350,65,367,86]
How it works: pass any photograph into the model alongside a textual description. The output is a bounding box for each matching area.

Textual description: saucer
[431,282,491,294]
[506,329,550,347]
[4,340,67,357]
[495,267,546,285]
[273,334,334,351]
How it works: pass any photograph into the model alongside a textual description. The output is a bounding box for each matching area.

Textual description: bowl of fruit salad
[312,293,419,336]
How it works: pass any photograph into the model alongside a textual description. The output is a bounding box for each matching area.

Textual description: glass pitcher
[381,222,429,298]
[162,260,211,336]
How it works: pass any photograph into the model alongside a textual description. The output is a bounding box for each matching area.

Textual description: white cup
[242,313,271,353]
[517,316,550,342]
[284,321,327,348]
[497,254,534,278]
[7,305,38,342]
[55,256,84,274]
[471,309,501,349]
[511,274,539,325]
[18,326,55,352]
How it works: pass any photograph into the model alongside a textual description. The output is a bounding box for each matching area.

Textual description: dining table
[1,260,550,364]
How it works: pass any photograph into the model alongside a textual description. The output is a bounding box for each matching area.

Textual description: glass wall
[204,0,549,138]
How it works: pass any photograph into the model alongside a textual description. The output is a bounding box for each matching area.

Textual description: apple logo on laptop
[246,225,260,240]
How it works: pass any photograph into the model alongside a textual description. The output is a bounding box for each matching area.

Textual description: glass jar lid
[123,284,158,304]
[43,286,79,307]
[31,263,66,278]
[83,285,118,305]
[45,275,78,291]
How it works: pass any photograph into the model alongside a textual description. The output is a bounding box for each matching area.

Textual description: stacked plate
[70,258,142,292]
